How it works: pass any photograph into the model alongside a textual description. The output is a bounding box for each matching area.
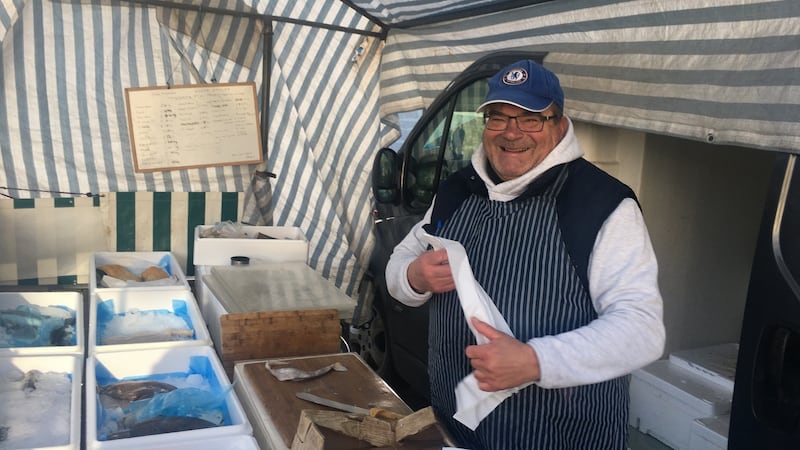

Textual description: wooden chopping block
[220,308,340,362]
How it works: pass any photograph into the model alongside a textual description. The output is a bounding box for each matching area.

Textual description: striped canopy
[1,0,799,294]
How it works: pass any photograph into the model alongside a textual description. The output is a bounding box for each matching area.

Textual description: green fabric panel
[13,199,34,209]
[152,192,171,251]
[57,275,77,285]
[186,192,207,277]
[116,192,136,251]
[54,198,74,207]
[221,192,239,221]
[17,278,38,286]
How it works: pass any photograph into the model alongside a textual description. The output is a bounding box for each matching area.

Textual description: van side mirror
[372,147,400,204]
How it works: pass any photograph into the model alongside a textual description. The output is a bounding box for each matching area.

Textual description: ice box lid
[204,263,355,320]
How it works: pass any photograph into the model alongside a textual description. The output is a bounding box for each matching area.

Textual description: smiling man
[386,60,665,449]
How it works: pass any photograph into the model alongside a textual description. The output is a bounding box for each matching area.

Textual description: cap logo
[502,68,528,86]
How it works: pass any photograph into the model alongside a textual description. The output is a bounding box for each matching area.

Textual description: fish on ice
[105,416,218,440]
[98,380,178,402]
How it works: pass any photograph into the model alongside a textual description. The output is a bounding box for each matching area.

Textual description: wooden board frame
[125,82,263,172]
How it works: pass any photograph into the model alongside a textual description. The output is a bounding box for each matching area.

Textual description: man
[452,124,466,159]
[386,60,665,449]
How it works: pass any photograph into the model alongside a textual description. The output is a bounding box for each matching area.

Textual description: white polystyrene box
[629,360,733,450]
[192,224,308,266]
[86,346,252,449]
[669,343,738,393]
[90,251,191,292]
[0,291,84,355]
[197,273,229,355]
[128,434,259,450]
[688,414,730,450]
[193,265,213,314]
[0,354,83,450]
[89,289,211,354]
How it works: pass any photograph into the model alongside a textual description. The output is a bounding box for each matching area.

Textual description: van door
[729,153,800,448]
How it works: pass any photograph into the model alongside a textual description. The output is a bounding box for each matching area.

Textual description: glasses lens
[516,116,543,132]
[484,113,544,132]
[484,114,507,131]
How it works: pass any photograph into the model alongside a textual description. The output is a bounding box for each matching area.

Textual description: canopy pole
[260,18,273,170]
[120,0,382,38]
[253,18,276,182]
[247,17,276,226]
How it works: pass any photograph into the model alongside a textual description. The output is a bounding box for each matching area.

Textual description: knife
[295,391,404,419]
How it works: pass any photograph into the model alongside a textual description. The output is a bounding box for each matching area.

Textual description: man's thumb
[471,317,500,340]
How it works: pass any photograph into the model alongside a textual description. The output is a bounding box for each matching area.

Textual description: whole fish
[33,305,73,320]
[105,416,218,440]
[98,380,178,401]
[15,304,72,320]
[264,361,348,381]
[120,386,229,427]
[100,328,194,345]
[0,305,76,346]
[0,308,42,342]
[49,323,75,346]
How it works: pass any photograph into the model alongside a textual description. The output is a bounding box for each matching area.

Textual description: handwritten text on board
[125,82,263,172]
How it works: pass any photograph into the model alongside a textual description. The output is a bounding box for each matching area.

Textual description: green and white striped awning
[1,0,799,292]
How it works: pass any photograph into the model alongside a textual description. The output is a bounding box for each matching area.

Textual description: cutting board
[233,353,452,449]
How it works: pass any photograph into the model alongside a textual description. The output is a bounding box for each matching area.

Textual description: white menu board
[125,82,263,172]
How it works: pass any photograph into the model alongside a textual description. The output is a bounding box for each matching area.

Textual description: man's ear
[558,115,569,135]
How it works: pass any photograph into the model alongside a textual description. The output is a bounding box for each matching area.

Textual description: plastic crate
[629,359,732,450]
[0,291,84,355]
[133,434,260,450]
[669,343,738,392]
[688,414,730,450]
[193,224,308,266]
[90,252,190,292]
[86,346,252,449]
[89,289,211,354]
[0,354,83,449]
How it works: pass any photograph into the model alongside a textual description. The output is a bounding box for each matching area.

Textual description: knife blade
[295,391,372,415]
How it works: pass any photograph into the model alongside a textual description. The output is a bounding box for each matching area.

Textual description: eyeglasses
[483,111,558,132]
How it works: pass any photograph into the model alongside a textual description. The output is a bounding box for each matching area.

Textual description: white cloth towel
[422,233,530,431]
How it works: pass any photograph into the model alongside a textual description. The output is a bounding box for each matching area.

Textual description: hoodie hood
[471,117,583,201]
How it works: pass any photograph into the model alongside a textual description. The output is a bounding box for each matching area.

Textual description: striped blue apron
[429,168,629,450]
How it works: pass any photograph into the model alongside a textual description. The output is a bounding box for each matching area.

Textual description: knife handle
[369,408,405,420]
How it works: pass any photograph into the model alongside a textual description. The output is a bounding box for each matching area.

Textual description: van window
[395,110,422,149]
[403,79,488,211]
[447,80,487,169]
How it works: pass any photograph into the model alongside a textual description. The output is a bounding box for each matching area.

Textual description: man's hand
[407,249,455,293]
[465,317,541,391]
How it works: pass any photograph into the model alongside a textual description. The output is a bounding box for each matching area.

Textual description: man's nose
[502,117,525,136]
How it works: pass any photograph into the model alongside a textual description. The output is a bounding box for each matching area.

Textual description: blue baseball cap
[477,60,564,113]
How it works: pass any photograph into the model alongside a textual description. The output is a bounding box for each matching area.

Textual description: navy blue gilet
[423,158,637,450]
[423,158,638,293]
